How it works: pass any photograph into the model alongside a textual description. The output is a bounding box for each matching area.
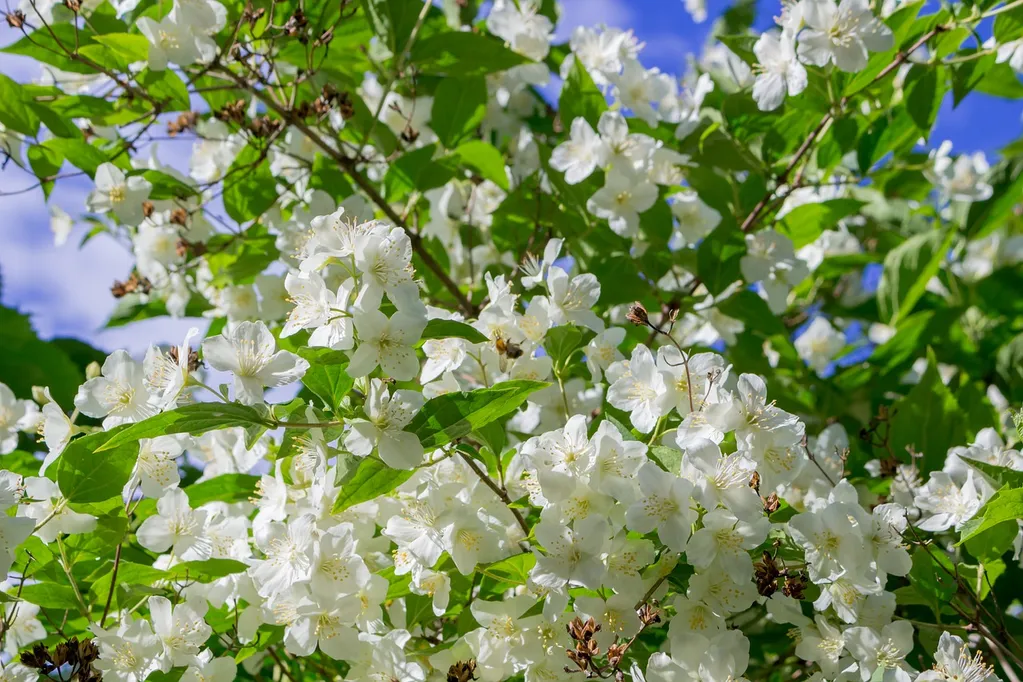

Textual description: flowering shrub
[1,0,1023,681]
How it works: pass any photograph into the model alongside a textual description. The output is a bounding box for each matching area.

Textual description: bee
[494,334,523,359]
[447,660,477,682]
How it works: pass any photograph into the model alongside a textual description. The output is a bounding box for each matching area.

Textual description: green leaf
[137,69,190,110]
[384,143,457,199]
[411,32,530,76]
[697,225,745,295]
[410,381,549,450]
[876,229,954,324]
[544,325,593,370]
[168,559,248,582]
[966,460,1023,489]
[959,486,1023,552]
[331,457,414,513]
[222,146,278,223]
[904,65,945,136]
[451,140,508,190]
[648,445,683,475]
[141,169,198,200]
[361,0,426,54]
[420,318,488,344]
[478,553,536,588]
[0,306,87,413]
[994,3,1023,42]
[559,59,607,130]
[95,403,272,452]
[92,33,150,62]
[0,73,40,137]
[205,224,279,285]
[56,428,140,504]
[298,349,354,413]
[966,160,1023,239]
[431,77,487,149]
[889,349,964,473]
[908,549,956,618]
[18,584,82,610]
[778,199,866,249]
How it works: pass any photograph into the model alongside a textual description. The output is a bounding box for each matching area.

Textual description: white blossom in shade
[531,514,609,590]
[585,327,625,381]
[607,344,670,434]
[86,163,152,226]
[486,0,553,61]
[189,118,241,183]
[180,650,236,682]
[995,38,1023,72]
[926,141,994,203]
[795,317,846,373]
[144,327,200,409]
[586,168,658,238]
[625,461,696,552]
[138,15,210,70]
[740,229,810,313]
[18,477,95,543]
[685,508,770,581]
[670,191,721,246]
[844,620,915,682]
[913,470,988,532]
[74,350,159,428]
[281,272,356,350]
[136,488,213,562]
[546,266,603,331]
[0,383,38,455]
[550,117,605,184]
[149,596,212,667]
[344,379,425,469]
[797,0,894,72]
[348,309,427,381]
[752,31,808,111]
[668,73,715,139]
[597,111,657,175]
[90,616,163,682]
[202,321,309,405]
[130,436,186,498]
[916,632,1001,682]
[608,58,672,127]
[520,237,564,290]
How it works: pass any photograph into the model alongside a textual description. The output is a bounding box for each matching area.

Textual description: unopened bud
[85,362,102,380]
[31,386,49,405]
[5,10,25,28]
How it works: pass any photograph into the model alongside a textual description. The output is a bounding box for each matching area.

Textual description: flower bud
[85,361,101,380]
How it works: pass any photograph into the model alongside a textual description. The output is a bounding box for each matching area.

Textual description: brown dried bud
[5,10,25,28]
[401,123,420,144]
[168,346,202,372]
[248,115,282,138]
[626,302,649,326]
[283,7,307,37]
[337,91,355,120]
[170,207,189,226]
[566,616,601,643]
[446,659,478,682]
[783,572,808,600]
[762,492,780,515]
[63,0,81,12]
[216,99,247,125]
[111,272,152,298]
[753,551,781,598]
[167,111,198,137]
[241,2,265,27]
[20,644,52,671]
[749,470,761,494]
[141,200,155,218]
[637,602,661,627]
[315,27,333,46]
[606,641,627,668]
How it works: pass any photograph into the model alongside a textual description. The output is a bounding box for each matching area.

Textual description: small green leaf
[421,318,488,344]
[411,32,530,77]
[95,403,272,452]
[56,428,140,504]
[222,146,278,223]
[431,77,487,149]
[559,59,607,130]
[331,457,414,513]
[876,229,954,324]
[451,140,508,190]
[778,199,866,249]
[299,350,355,413]
[959,486,1023,547]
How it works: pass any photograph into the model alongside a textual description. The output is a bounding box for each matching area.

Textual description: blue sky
[1,0,1021,356]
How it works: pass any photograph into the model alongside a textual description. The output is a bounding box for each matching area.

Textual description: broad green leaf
[966,460,1023,489]
[409,380,549,450]
[18,584,82,610]
[889,349,964,473]
[298,349,355,413]
[411,32,530,76]
[168,559,248,582]
[420,318,489,344]
[778,199,866,249]
[431,77,487,148]
[384,143,457,199]
[648,445,683,475]
[876,229,954,324]
[451,140,508,190]
[0,73,40,137]
[56,428,140,504]
[959,486,1023,549]
[544,325,594,370]
[559,59,607,130]
[361,0,427,54]
[904,65,945,135]
[697,225,745,295]
[222,146,278,222]
[96,403,272,452]
[331,457,414,513]
[478,553,536,587]
[137,69,190,110]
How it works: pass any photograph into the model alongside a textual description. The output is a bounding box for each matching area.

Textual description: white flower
[344,379,425,469]
[609,59,672,127]
[752,31,808,111]
[50,204,74,246]
[917,632,1000,682]
[136,488,213,561]
[138,15,210,70]
[795,317,846,373]
[550,118,605,184]
[86,163,152,226]
[587,168,659,238]
[914,470,987,532]
[685,508,770,581]
[625,461,696,552]
[798,0,894,72]
[348,309,428,381]
[531,514,609,590]
[844,620,915,682]
[0,383,38,455]
[353,226,423,314]
[18,477,95,543]
[181,650,236,682]
[202,321,309,405]
[149,596,212,667]
[131,436,186,498]
[607,345,670,433]
[250,515,317,598]
[144,327,200,408]
[74,350,159,428]
[927,141,993,203]
[585,327,625,381]
[670,191,721,246]
[2,601,46,656]
[996,38,1023,72]
[91,616,163,682]
[486,0,553,61]
[546,266,603,331]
